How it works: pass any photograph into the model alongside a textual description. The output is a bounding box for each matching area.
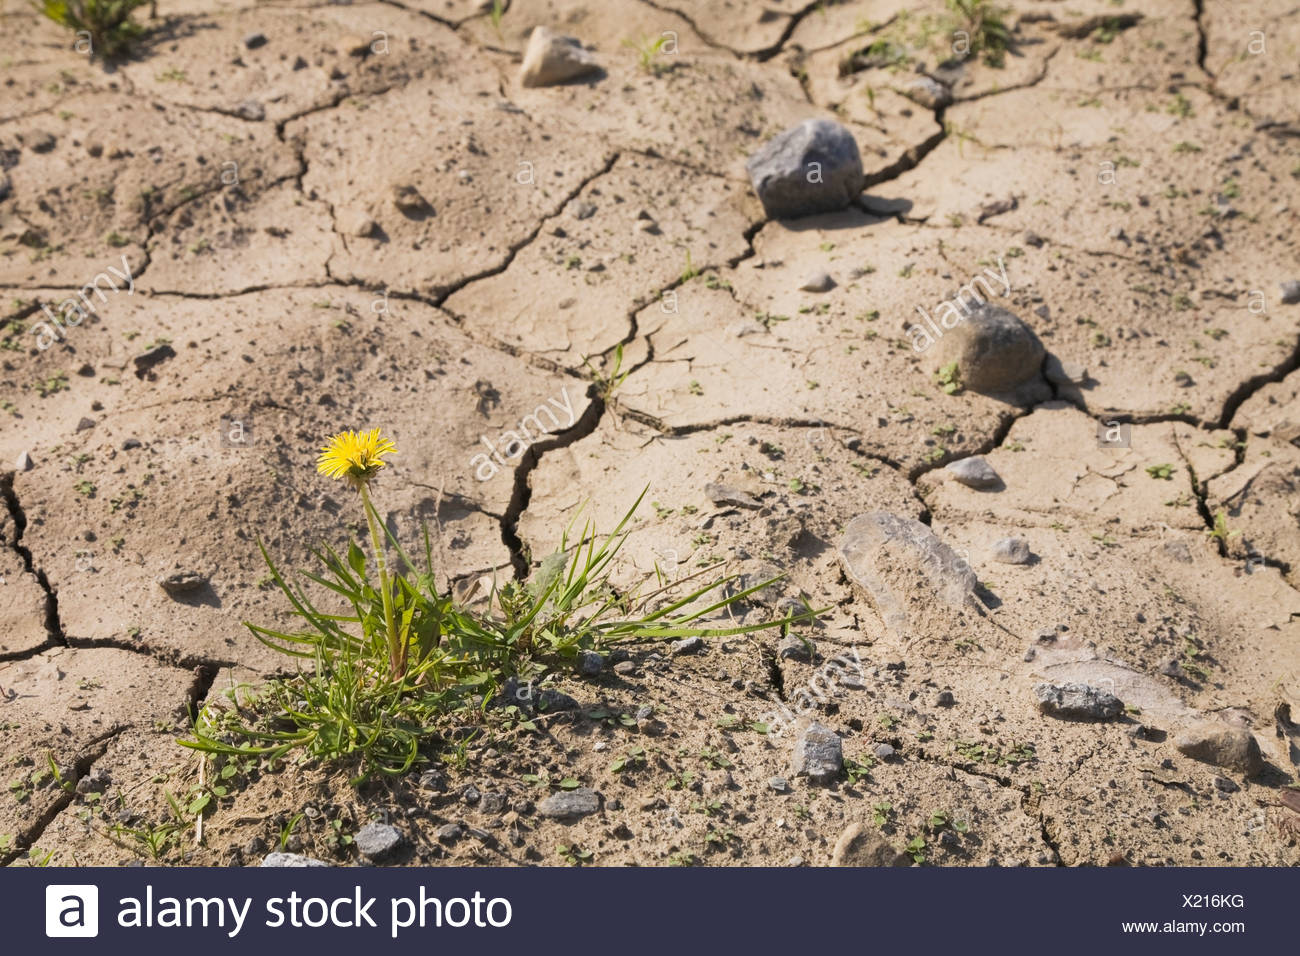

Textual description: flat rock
[157,571,207,595]
[260,852,329,867]
[16,451,33,471]
[930,302,1045,393]
[1280,280,1300,305]
[538,787,601,820]
[1034,682,1124,721]
[945,456,1000,489]
[838,512,977,632]
[831,822,910,866]
[355,822,403,861]
[991,536,1032,564]
[1175,722,1265,777]
[519,26,601,88]
[705,482,762,509]
[745,118,864,220]
[791,720,842,784]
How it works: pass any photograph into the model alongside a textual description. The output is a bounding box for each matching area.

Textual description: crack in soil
[0,724,128,867]
[500,386,606,577]
[0,472,69,650]
[434,151,620,307]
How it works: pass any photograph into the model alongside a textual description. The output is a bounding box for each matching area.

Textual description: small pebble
[800,271,835,293]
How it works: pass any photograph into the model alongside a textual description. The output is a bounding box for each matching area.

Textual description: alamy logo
[46,885,99,937]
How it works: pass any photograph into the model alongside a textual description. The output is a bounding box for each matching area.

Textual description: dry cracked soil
[1,0,1299,869]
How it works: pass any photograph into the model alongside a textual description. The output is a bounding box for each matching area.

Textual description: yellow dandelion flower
[316,428,397,486]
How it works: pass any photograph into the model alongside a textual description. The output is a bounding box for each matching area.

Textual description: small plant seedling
[556,843,593,866]
[1205,510,1240,544]
[906,834,926,863]
[623,33,670,75]
[609,745,646,773]
[946,0,1011,67]
[698,747,732,770]
[936,361,962,395]
[582,342,631,404]
[844,756,875,784]
[871,801,893,827]
[487,0,504,40]
[1145,463,1175,480]
[36,0,151,61]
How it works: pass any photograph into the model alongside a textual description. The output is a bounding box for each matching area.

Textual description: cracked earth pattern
[1,0,1299,868]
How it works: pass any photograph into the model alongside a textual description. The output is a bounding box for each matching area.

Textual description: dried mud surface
[1,0,1298,868]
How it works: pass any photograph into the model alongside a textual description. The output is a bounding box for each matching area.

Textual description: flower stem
[358,482,402,680]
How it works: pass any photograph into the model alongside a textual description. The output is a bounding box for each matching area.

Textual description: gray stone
[418,769,447,791]
[519,26,601,88]
[902,76,951,110]
[874,743,895,760]
[838,512,977,632]
[536,688,579,712]
[945,456,1001,489]
[930,302,1046,393]
[243,32,267,49]
[537,787,601,820]
[936,690,955,707]
[1045,354,1088,386]
[235,99,265,121]
[1280,280,1300,305]
[745,119,864,220]
[435,823,463,843]
[578,650,603,675]
[1175,722,1264,777]
[777,633,813,662]
[704,482,761,509]
[75,767,110,794]
[768,775,789,793]
[355,822,403,861]
[613,660,636,676]
[991,536,1032,564]
[1034,682,1124,721]
[791,720,842,784]
[480,792,506,813]
[76,417,96,432]
[260,852,329,867]
[671,636,704,655]
[800,270,835,293]
[15,451,33,472]
[157,570,207,595]
[830,822,910,866]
